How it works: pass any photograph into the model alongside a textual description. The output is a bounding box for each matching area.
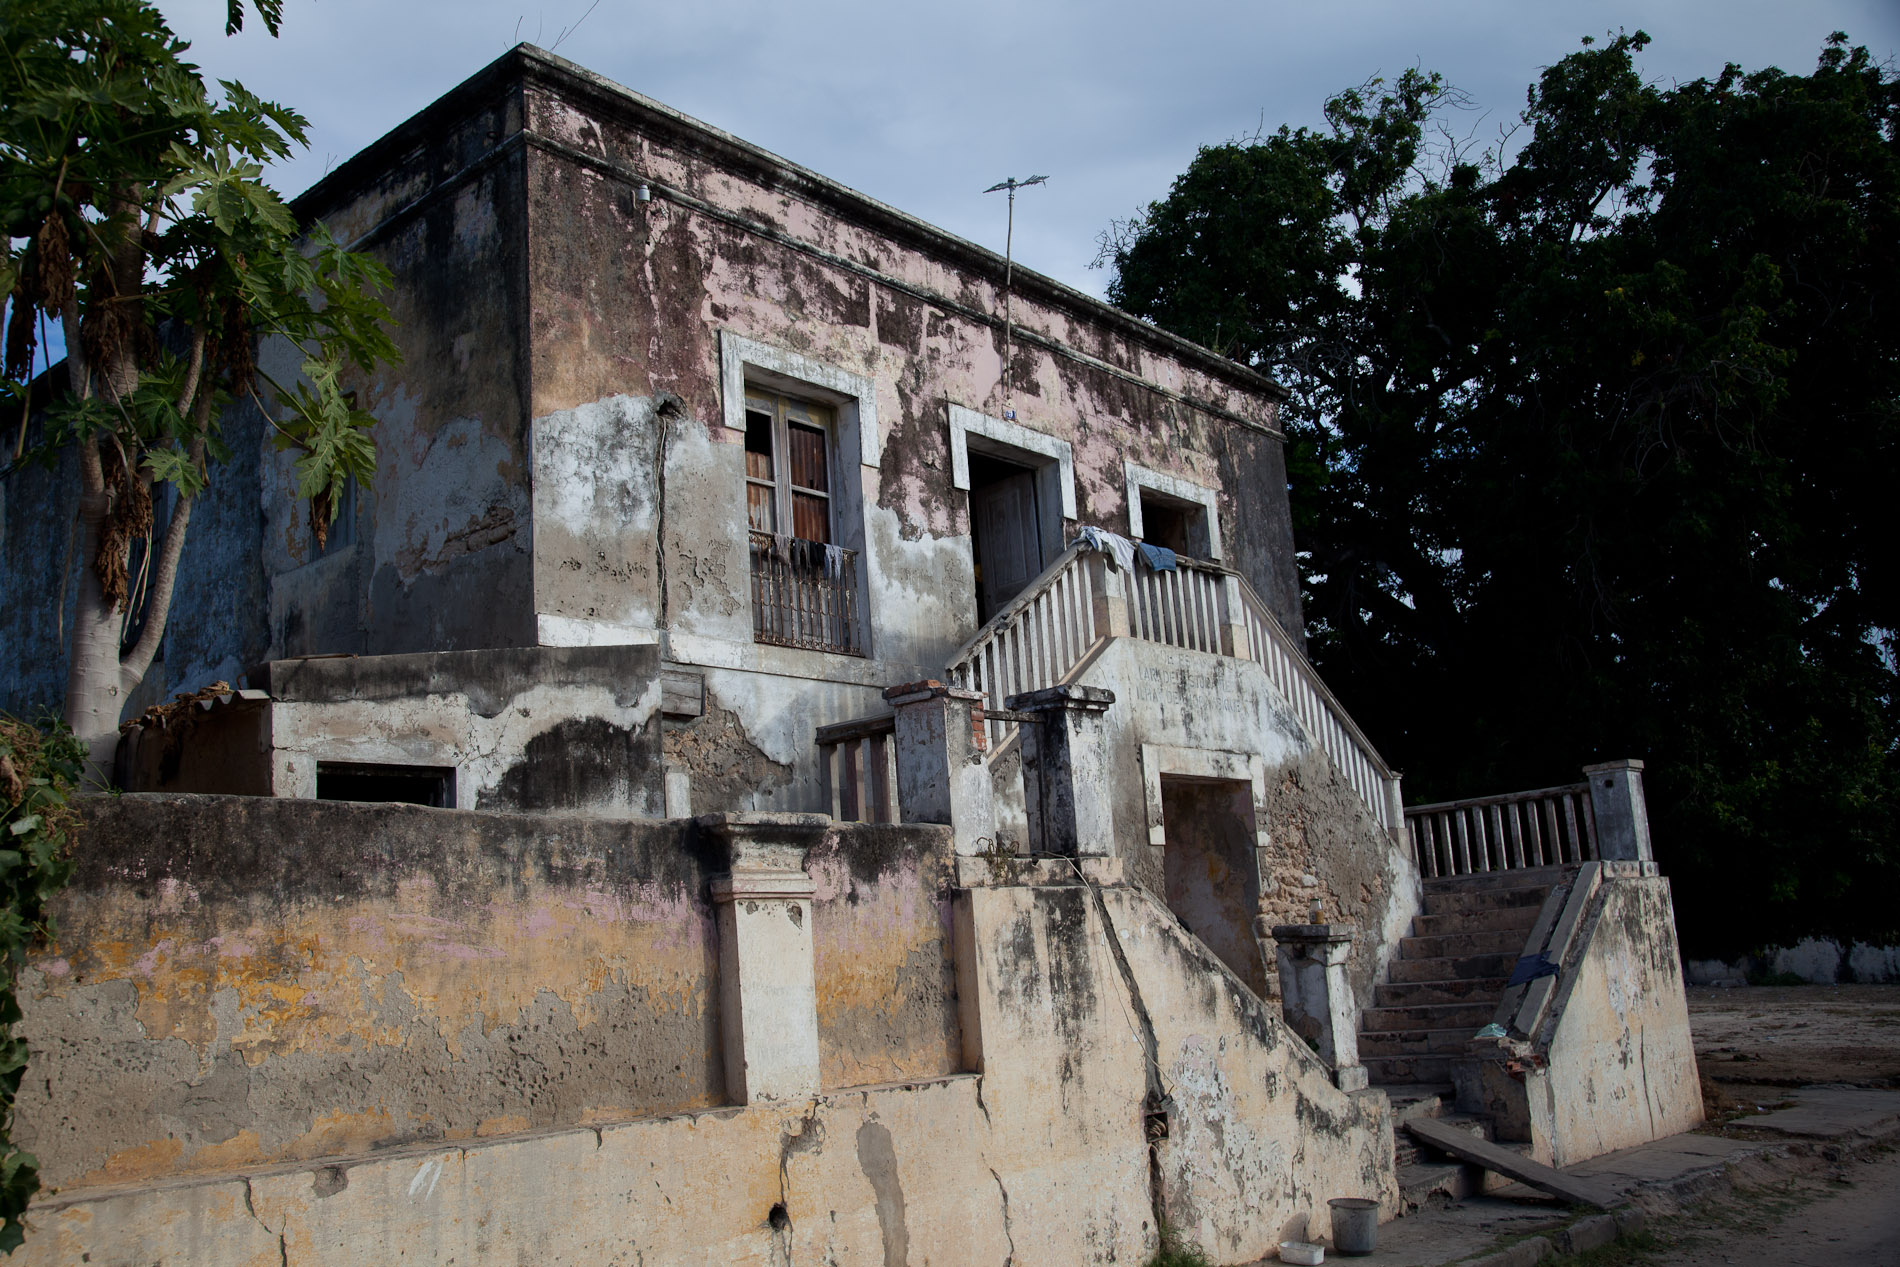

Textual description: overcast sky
[135,1,1900,302]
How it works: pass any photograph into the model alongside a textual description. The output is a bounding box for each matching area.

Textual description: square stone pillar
[1084,552,1132,638]
[1005,684,1116,857]
[698,812,828,1105]
[884,679,995,856]
[1270,922,1367,1092]
[1583,759,1652,863]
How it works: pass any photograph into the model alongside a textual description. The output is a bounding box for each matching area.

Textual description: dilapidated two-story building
[0,44,1701,1266]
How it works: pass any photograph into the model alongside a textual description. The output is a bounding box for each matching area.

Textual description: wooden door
[973,469,1042,620]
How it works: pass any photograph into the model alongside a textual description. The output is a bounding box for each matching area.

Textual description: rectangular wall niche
[316,761,456,808]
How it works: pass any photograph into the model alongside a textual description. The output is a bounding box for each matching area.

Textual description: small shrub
[0,717,84,1251]
[1145,1223,1213,1267]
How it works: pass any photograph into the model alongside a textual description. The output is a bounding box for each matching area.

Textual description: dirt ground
[1591,985,1900,1266]
[1687,983,1900,1106]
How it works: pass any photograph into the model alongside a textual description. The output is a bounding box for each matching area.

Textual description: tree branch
[120,433,203,688]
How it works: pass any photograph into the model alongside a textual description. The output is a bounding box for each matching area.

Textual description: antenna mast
[983,175,1047,421]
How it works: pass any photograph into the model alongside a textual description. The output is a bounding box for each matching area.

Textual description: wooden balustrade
[815,714,897,823]
[1403,784,1599,879]
[943,544,1105,751]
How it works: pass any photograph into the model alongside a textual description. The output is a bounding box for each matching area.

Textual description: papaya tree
[1,0,399,774]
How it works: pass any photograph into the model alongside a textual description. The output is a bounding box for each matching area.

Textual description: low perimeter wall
[14,797,1393,1264]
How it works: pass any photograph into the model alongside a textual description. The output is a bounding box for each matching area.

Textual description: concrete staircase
[1364,867,1568,1203]
[1360,868,1561,1086]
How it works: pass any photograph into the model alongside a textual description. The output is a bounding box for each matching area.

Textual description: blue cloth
[1506,953,1560,987]
[1138,542,1178,571]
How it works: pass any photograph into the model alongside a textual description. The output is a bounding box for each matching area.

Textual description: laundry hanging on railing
[822,543,848,580]
[1072,525,1136,574]
[1137,542,1178,572]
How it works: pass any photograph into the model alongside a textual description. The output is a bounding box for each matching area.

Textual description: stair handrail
[1215,562,1403,835]
[1404,781,1598,879]
[943,542,1107,751]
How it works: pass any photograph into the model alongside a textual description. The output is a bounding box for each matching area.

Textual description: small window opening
[1138,490,1208,559]
[316,761,454,808]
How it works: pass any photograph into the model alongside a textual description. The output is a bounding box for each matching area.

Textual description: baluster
[822,744,842,820]
[865,732,892,823]
[1578,791,1599,860]
[840,739,863,822]
[1560,792,1582,863]
[1526,796,1545,866]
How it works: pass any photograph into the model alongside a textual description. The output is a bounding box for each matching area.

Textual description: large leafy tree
[1106,34,1899,956]
[1,0,397,773]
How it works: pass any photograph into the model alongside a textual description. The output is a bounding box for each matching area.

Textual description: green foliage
[0,718,83,1250]
[0,0,399,596]
[1107,34,1900,956]
[1142,1225,1213,1267]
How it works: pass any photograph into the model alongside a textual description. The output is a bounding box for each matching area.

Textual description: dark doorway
[317,762,455,808]
[1159,777,1267,996]
[969,452,1044,623]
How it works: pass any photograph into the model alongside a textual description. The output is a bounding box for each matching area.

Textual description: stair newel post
[1084,550,1132,640]
[1006,684,1117,857]
[884,678,996,856]
[1582,759,1652,863]
[1269,922,1368,1092]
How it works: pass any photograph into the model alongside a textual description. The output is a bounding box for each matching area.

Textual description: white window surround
[720,332,879,468]
[1125,461,1223,560]
[1139,743,1269,850]
[718,331,878,658]
[947,404,1077,520]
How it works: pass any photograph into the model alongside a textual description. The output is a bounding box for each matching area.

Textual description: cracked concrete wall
[17,857,1393,1266]
[265,81,537,661]
[1071,638,1420,1011]
[1540,876,1704,1166]
[123,646,667,818]
[14,794,726,1192]
[808,825,963,1090]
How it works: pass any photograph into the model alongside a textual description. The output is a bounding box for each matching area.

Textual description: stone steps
[1421,885,1550,917]
[1420,865,1569,894]
[1363,1052,1457,1084]
[1359,1000,1496,1034]
[1360,1027,1482,1058]
[1387,950,1519,984]
[1409,905,1541,938]
[1374,976,1511,1008]
[1400,927,1533,959]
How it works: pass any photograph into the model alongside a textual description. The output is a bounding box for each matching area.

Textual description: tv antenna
[984,175,1047,420]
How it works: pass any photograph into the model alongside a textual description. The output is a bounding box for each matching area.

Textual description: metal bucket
[1328,1198,1379,1257]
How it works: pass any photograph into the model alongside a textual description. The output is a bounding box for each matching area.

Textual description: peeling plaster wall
[1074,638,1420,1010]
[808,825,962,1090]
[0,418,84,718]
[14,795,726,1192]
[268,82,537,660]
[13,804,1400,1266]
[257,645,664,817]
[0,399,268,722]
[1539,877,1704,1166]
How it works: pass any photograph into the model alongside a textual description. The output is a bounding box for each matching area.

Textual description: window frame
[744,388,837,545]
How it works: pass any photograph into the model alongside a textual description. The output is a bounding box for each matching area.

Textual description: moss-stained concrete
[808,825,963,1090]
[16,795,726,1189]
[1539,875,1705,1164]
[14,802,1396,1265]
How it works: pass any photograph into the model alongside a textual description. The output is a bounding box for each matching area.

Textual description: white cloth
[1073,525,1137,574]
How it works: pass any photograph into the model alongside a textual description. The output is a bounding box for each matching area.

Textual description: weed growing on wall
[0,717,82,1249]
